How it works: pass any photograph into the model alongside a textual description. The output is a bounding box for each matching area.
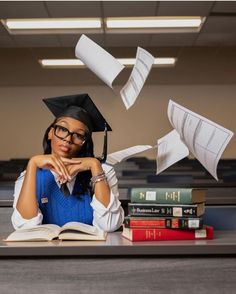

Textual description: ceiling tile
[46,1,102,17]
[58,34,105,48]
[0,2,49,18]
[212,1,236,13]
[201,16,236,33]
[157,1,213,16]
[32,47,73,59]
[0,35,15,47]
[195,33,236,46]
[150,33,197,47]
[105,34,150,48]
[103,1,158,17]
[12,35,61,47]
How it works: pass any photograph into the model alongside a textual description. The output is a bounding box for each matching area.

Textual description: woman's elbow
[95,209,124,232]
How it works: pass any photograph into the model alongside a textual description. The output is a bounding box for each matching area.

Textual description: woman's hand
[61,157,103,177]
[30,154,75,182]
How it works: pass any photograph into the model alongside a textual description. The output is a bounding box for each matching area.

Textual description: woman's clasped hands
[30,154,100,184]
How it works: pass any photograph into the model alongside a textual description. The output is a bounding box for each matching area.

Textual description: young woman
[11,94,124,232]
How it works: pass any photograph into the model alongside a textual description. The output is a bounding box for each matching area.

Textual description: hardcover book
[122,225,214,242]
[130,188,206,204]
[128,202,205,217]
[124,216,203,229]
[4,222,107,242]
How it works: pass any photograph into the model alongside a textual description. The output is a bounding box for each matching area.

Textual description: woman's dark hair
[42,118,94,195]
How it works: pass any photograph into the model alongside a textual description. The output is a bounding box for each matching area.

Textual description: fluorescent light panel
[106,17,203,28]
[40,58,177,68]
[40,59,85,67]
[3,16,204,31]
[118,58,176,66]
[4,18,101,29]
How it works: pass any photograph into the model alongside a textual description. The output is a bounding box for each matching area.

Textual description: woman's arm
[11,171,43,230]
[62,158,124,232]
[89,158,111,207]
[16,159,39,219]
[63,157,111,207]
[16,154,71,219]
[91,164,124,232]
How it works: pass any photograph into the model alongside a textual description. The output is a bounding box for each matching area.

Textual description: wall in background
[0,84,235,160]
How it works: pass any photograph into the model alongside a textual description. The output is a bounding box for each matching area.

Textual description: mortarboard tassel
[97,123,107,163]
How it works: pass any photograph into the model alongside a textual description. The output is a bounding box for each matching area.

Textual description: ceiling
[0,1,236,86]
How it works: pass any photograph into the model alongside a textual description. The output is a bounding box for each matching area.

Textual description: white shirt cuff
[91,191,121,215]
[11,207,43,230]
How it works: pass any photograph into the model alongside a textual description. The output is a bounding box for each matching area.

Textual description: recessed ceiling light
[154,58,177,66]
[118,58,176,66]
[39,58,177,68]
[106,17,203,28]
[4,18,102,29]
[2,18,102,34]
[39,59,85,68]
[105,16,205,33]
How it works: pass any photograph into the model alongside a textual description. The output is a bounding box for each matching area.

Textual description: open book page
[120,47,155,109]
[156,129,189,175]
[5,222,106,242]
[5,224,61,242]
[60,222,103,236]
[106,145,153,165]
[75,34,124,88]
[167,100,234,180]
[58,231,106,241]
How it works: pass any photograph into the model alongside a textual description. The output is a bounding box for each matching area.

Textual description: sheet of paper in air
[106,145,153,165]
[167,100,234,180]
[120,47,155,109]
[156,129,189,175]
[75,34,125,88]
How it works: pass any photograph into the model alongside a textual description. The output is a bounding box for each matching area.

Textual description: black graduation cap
[43,93,112,133]
[43,93,111,162]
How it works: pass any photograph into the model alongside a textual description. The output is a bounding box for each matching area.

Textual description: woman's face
[48,116,88,158]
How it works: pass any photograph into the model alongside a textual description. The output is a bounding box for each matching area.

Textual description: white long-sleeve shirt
[11,163,124,232]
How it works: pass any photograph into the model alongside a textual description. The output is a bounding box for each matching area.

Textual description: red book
[124,216,203,229]
[122,225,214,242]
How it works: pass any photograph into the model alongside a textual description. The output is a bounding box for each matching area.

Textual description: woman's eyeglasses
[52,125,86,145]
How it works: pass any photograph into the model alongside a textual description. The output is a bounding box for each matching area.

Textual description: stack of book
[122,187,214,241]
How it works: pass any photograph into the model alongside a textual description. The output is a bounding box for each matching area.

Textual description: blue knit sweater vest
[36,169,93,226]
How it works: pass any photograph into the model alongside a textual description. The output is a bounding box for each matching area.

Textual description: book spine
[122,226,214,242]
[124,217,203,229]
[128,203,201,217]
[130,188,193,204]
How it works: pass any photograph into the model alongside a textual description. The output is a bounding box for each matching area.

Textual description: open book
[5,222,107,242]
[156,100,234,180]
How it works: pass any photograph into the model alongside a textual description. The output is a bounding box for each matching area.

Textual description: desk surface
[0,230,236,256]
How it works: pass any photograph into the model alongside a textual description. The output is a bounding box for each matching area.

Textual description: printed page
[167,100,234,180]
[106,145,153,165]
[120,47,155,109]
[5,224,61,241]
[156,129,189,175]
[75,34,124,88]
[61,221,98,235]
